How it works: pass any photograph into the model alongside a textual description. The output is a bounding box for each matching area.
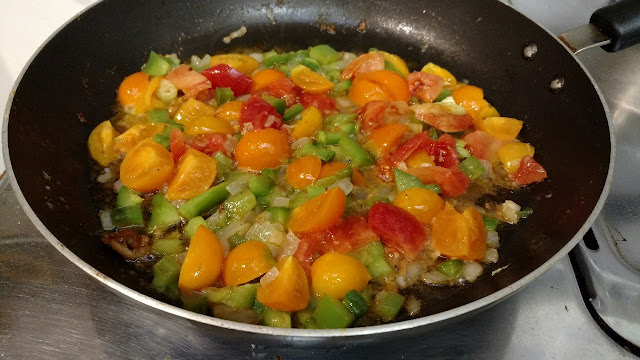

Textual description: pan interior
[7,0,610,325]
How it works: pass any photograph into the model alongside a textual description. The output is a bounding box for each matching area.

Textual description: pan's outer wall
[8,0,610,325]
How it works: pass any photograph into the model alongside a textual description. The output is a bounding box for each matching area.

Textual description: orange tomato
[290,106,323,139]
[310,252,371,299]
[223,240,276,286]
[183,116,236,137]
[421,62,457,87]
[174,98,218,126]
[144,76,165,110]
[364,123,408,158]
[431,203,487,261]
[235,128,291,171]
[288,187,346,233]
[250,69,287,93]
[451,85,484,119]
[178,225,225,291]
[348,70,410,106]
[482,117,523,141]
[88,121,120,166]
[318,162,366,187]
[392,188,444,225]
[165,148,218,200]
[498,142,535,173]
[120,140,174,193]
[256,256,309,312]
[117,72,150,114]
[216,100,244,123]
[286,156,322,189]
[209,54,259,75]
[289,65,334,93]
[405,150,435,168]
[340,52,385,81]
[114,123,166,153]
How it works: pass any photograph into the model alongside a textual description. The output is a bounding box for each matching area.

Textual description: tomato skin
[186,133,228,156]
[169,128,187,163]
[358,100,388,133]
[368,202,426,260]
[407,71,444,103]
[407,166,470,197]
[165,65,211,97]
[411,103,474,133]
[240,95,283,130]
[201,64,252,96]
[513,155,547,185]
[341,52,385,81]
[267,78,301,107]
[425,133,459,168]
[462,130,505,162]
[300,92,337,115]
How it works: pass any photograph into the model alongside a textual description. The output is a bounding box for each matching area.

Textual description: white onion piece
[237,94,251,101]
[396,276,407,289]
[223,134,238,154]
[99,210,114,230]
[405,297,421,316]
[291,137,311,150]
[484,249,499,263]
[499,200,521,224]
[336,96,355,108]
[217,220,246,240]
[272,197,290,207]
[171,199,186,208]
[462,261,483,282]
[113,179,123,193]
[329,178,354,196]
[96,169,113,183]
[225,175,250,195]
[421,271,453,284]
[405,262,423,285]
[396,161,408,172]
[260,267,279,286]
[206,210,225,228]
[278,231,301,260]
[219,236,230,256]
[223,26,247,44]
[479,159,493,178]
[249,53,263,63]
[408,123,422,134]
[487,231,500,248]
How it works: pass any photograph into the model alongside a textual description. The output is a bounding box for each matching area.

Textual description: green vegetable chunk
[262,308,292,328]
[142,51,171,77]
[309,45,340,65]
[151,256,181,300]
[324,113,357,130]
[437,259,463,277]
[216,87,235,105]
[283,103,304,122]
[384,60,403,77]
[300,57,321,72]
[184,216,208,238]
[306,184,326,199]
[264,52,292,67]
[313,294,355,329]
[181,291,209,314]
[152,238,183,255]
[152,133,170,148]
[223,284,259,309]
[179,182,230,219]
[261,94,286,115]
[373,291,405,322]
[228,233,246,248]
[483,217,499,231]
[224,189,257,220]
[459,156,485,180]
[248,174,275,197]
[393,168,441,194]
[205,287,232,303]
[349,241,393,280]
[148,194,181,232]
[333,79,352,93]
[338,137,375,169]
[214,152,233,180]
[342,290,368,318]
[295,142,335,162]
[294,309,319,329]
[433,89,452,103]
[116,186,143,208]
[265,207,290,225]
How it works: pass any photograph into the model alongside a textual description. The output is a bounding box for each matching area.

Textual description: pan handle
[559,0,640,54]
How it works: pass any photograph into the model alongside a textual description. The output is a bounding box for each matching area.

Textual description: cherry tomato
[289,65,334,93]
[411,103,473,133]
[120,140,175,193]
[408,71,444,103]
[406,166,470,197]
[462,130,505,162]
[340,52,385,81]
[178,225,224,291]
[223,240,276,286]
[425,133,459,168]
[367,202,426,260]
[310,252,371,299]
[299,92,337,115]
[165,148,218,200]
[117,72,149,114]
[349,70,411,106]
[186,133,229,156]
[451,84,484,119]
[364,123,409,158]
[392,188,444,225]
[288,188,346,234]
[165,64,211,97]
[267,78,300,107]
[432,204,487,261]
[235,128,290,170]
[513,155,547,185]
[256,256,309,312]
[88,121,120,166]
[201,64,252,96]
[169,128,187,163]
[240,95,283,130]
[209,54,259,76]
[250,69,287,93]
[286,156,322,189]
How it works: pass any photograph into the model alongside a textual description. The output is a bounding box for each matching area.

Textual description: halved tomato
[367,202,426,260]
[240,95,283,130]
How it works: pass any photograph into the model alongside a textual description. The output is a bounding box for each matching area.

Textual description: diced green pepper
[184,216,208,238]
[179,182,230,219]
[300,57,321,72]
[152,238,183,255]
[213,152,233,180]
[423,183,442,194]
[294,309,319,329]
[433,89,452,103]
[205,287,232,303]
[325,69,341,83]
[459,156,485,180]
[437,259,463,277]
[151,256,181,300]
[484,217,499,231]
[333,79,352,93]
[261,94,286,115]
[252,298,267,314]
[338,137,375,169]
[216,87,235,105]
[152,133,170,148]
[111,205,144,227]
[518,208,534,219]
[349,241,393,280]
[262,308,292,328]
[142,51,171,77]
[223,284,259,309]
[324,113,357,130]
[364,196,391,210]
[283,103,304,123]
[373,291,405,322]
[429,127,439,140]
[148,194,181,232]
[116,186,143,208]
[248,174,275,197]
[342,290,368,318]
[228,233,245,248]
[384,60,403,77]
[306,184,326,199]
[264,52,292,67]
[265,207,290,225]
[288,191,309,209]
[313,294,355,329]
[360,285,373,306]
[147,108,171,124]
[314,166,351,189]
[181,291,209,314]
[224,189,257,220]
[309,45,340,65]
[295,142,334,162]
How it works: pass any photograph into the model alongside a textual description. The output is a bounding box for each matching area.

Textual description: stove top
[1,0,639,358]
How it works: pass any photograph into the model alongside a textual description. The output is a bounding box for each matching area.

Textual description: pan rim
[2,0,616,337]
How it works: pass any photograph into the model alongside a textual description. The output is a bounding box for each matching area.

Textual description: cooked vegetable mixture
[88,45,547,329]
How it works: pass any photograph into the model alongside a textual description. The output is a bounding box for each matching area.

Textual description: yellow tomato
[291,106,323,139]
[117,72,150,114]
[165,148,218,200]
[392,188,444,225]
[223,241,276,286]
[310,252,371,299]
[421,62,457,87]
[349,70,410,106]
[235,128,291,171]
[432,204,487,261]
[184,116,236,137]
[286,156,322,189]
[88,121,120,166]
[114,123,166,153]
[216,100,244,123]
[250,69,287,93]
[364,123,408,158]
[498,142,535,173]
[256,256,310,312]
[289,64,334,93]
[209,54,259,75]
[451,85,484,118]
[378,51,409,78]
[178,225,225,291]
[482,117,523,141]
[174,98,218,126]
[120,140,174,193]
[287,188,346,233]
[405,150,435,168]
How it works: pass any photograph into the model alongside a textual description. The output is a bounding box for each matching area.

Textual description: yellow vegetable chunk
[392,188,444,225]
[114,122,166,153]
[223,240,276,286]
[88,120,120,166]
[179,225,225,291]
[256,256,310,312]
[287,188,346,234]
[290,64,334,93]
[209,54,259,75]
[291,106,323,139]
[483,117,523,141]
[421,62,457,87]
[166,148,218,200]
[120,140,174,193]
[184,116,235,137]
[310,252,371,299]
[498,142,535,173]
[379,51,409,78]
[405,150,435,168]
[174,98,217,126]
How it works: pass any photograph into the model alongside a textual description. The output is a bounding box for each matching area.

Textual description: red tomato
[240,95,283,130]
[408,72,444,103]
[201,64,252,96]
[165,65,211,97]
[357,100,412,134]
[513,155,547,185]
[412,103,473,133]
[462,130,505,162]
[186,133,228,156]
[300,92,337,115]
[425,133,459,168]
[169,128,187,164]
[294,216,379,270]
[406,166,470,197]
[388,132,431,165]
[267,78,301,107]
[367,202,426,260]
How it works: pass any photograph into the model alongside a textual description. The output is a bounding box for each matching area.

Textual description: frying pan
[3,0,638,337]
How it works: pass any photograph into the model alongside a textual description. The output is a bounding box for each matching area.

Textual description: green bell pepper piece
[142,51,171,77]
[148,194,181,232]
[313,294,354,329]
[216,87,235,105]
[179,182,230,219]
[437,259,463,277]
[309,45,340,65]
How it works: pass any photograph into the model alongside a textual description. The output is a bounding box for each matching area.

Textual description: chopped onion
[278,231,300,260]
[190,54,211,72]
[396,161,408,172]
[113,179,123,193]
[219,236,230,256]
[217,220,246,240]
[499,200,521,224]
[405,297,421,316]
[405,262,423,285]
[99,210,114,230]
[408,123,422,134]
[396,276,407,289]
[246,221,286,246]
[462,261,483,282]
[171,199,186,208]
[264,115,278,128]
[260,267,279,286]
[225,175,250,195]
[329,178,354,196]
[422,271,453,284]
[484,248,499,263]
[487,230,500,248]
[223,25,247,44]
[291,137,311,150]
[223,134,238,154]
[249,53,263,62]
[479,159,493,178]
[336,96,355,108]
[96,169,113,183]
[272,197,290,207]
[206,210,225,228]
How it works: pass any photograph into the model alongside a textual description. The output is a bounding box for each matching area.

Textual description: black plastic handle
[590,0,640,52]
